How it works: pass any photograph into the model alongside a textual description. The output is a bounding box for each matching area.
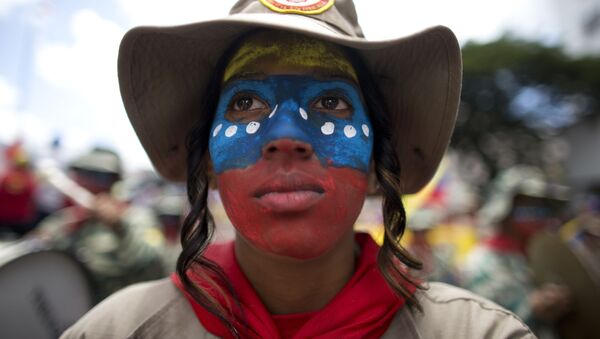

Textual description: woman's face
[209,34,373,259]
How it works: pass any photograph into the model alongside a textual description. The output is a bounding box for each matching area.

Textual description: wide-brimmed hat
[118,0,462,194]
[69,148,123,175]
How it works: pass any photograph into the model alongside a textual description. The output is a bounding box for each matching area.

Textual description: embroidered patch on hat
[259,0,334,15]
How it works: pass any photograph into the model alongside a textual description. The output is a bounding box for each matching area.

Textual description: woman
[63,0,534,338]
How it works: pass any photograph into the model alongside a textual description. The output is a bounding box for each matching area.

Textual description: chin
[262,220,353,260]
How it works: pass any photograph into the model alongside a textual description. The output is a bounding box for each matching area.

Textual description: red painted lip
[253,174,325,213]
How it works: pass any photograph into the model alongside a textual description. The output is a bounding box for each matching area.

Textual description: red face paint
[217,144,368,259]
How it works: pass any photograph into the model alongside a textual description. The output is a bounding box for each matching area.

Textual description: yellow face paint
[223,31,358,83]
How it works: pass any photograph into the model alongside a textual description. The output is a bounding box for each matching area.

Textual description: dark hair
[176,32,422,337]
[349,53,424,305]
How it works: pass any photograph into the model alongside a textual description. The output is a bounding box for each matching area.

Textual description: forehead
[223,30,358,84]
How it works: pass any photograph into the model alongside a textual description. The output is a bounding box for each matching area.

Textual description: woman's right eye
[225,94,270,122]
[232,97,266,111]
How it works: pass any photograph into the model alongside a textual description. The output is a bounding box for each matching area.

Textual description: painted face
[209,34,373,259]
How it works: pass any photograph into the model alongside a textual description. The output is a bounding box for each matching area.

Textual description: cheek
[306,115,373,172]
[209,121,265,173]
[217,165,368,259]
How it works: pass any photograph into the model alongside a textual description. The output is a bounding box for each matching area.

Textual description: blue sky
[0,0,591,172]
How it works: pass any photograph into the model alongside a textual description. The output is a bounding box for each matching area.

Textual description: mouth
[254,177,325,213]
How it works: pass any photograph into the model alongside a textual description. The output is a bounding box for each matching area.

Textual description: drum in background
[528,233,600,339]
[0,240,93,339]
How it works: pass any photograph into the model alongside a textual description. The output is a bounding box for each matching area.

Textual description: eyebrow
[224,71,267,84]
[223,69,359,87]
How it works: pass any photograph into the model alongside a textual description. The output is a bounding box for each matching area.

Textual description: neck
[234,230,356,315]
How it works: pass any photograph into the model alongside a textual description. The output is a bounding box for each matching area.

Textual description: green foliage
[462,37,600,95]
[453,37,600,183]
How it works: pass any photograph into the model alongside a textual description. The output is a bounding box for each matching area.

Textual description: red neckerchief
[172,233,415,338]
[483,234,523,253]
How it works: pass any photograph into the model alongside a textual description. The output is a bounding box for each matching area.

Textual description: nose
[262,138,314,161]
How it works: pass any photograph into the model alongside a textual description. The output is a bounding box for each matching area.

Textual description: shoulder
[386,282,536,339]
[60,278,213,339]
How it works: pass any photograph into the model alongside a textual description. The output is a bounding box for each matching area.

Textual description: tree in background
[453,37,600,193]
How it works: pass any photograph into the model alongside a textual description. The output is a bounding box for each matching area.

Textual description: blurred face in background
[71,168,119,195]
[507,195,559,242]
[209,32,373,259]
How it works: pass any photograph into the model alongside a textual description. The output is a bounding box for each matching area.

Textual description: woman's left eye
[312,96,352,118]
[314,96,349,110]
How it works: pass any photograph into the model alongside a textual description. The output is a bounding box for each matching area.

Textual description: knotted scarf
[172,233,414,338]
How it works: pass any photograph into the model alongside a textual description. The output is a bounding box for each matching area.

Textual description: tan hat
[69,148,123,175]
[118,0,462,194]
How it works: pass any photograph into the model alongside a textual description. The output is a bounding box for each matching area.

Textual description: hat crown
[70,148,122,175]
[229,0,364,38]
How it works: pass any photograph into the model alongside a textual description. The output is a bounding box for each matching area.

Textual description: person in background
[153,193,186,271]
[405,208,460,284]
[35,147,166,302]
[0,141,38,238]
[562,187,600,283]
[461,165,572,338]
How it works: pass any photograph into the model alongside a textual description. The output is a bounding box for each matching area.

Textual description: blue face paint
[209,75,373,173]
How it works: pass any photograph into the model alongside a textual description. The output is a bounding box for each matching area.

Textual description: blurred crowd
[0,140,599,339]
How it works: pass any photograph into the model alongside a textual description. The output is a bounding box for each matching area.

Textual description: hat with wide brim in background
[118,0,462,194]
[69,148,123,175]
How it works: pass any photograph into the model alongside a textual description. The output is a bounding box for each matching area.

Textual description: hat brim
[118,13,462,194]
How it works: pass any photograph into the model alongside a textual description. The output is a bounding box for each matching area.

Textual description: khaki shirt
[62,278,535,338]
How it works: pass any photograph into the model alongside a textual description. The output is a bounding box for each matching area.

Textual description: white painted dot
[299,107,308,120]
[246,121,260,134]
[225,125,237,137]
[344,125,357,138]
[321,122,335,135]
[269,104,278,118]
[362,124,370,137]
[212,124,223,137]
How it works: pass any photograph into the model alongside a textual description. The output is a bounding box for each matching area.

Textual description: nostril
[262,139,313,159]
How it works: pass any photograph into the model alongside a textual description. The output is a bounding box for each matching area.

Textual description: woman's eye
[232,96,266,111]
[312,96,352,119]
[225,94,270,123]
[316,97,349,110]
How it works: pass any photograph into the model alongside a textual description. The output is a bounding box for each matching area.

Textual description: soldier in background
[461,166,572,339]
[405,208,460,284]
[35,148,166,303]
[153,193,185,272]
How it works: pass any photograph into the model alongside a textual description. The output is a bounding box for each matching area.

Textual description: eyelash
[225,93,271,123]
[228,93,268,111]
[310,93,353,119]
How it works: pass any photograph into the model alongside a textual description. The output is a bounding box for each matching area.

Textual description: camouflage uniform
[37,204,166,302]
[462,245,533,323]
[36,148,167,302]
